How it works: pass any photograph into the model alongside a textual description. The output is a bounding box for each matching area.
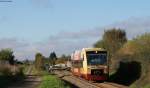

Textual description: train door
[82,51,88,79]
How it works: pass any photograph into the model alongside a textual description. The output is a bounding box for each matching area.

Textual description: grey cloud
[0,38,33,60]
[31,0,52,8]
[42,16,150,57]
[49,29,103,40]
[34,38,95,57]
[0,37,94,60]
[0,38,28,49]
[0,17,150,60]
[105,17,150,39]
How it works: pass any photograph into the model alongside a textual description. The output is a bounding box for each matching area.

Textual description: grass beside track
[130,84,150,88]
[38,75,70,88]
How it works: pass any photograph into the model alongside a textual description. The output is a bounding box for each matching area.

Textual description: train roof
[82,48,106,51]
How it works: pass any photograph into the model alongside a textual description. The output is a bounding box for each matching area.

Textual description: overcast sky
[0,0,150,60]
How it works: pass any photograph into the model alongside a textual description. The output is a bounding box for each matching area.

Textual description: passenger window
[72,61,83,68]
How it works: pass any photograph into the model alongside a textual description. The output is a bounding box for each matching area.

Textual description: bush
[0,64,25,88]
[111,33,150,87]
[0,66,12,76]
[15,67,24,77]
[0,64,24,77]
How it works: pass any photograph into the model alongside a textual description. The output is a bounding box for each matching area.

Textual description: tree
[94,28,127,58]
[60,54,70,60]
[0,48,15,65]
[94,40,105,48]
[34,53,44,70]
[49,52,57,65]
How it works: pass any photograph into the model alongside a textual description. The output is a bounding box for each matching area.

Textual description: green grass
[130,84,138,88]
[22,65,30,74]
[143,84,150,88]
[38,75,70,88]
[31,66,49,76]
[130,84,150,88]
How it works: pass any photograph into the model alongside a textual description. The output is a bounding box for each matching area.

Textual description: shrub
[0,66,12,76]
[111,33,150,87]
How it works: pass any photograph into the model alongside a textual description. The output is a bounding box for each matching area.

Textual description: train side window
[72,60,83,68]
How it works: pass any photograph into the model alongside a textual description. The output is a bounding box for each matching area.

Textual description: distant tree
[49,52,57,65]
[34,53,44,70]
[16,60,23,65]
[60,54,71,60]
[24,59,30,65]
[43,57,49,65]
[0,48,15,65]
[55,54,71,64]
[61,54,67,59]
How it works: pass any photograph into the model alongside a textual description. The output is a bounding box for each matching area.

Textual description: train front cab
[81,48,109,81]
[83,66,108,81]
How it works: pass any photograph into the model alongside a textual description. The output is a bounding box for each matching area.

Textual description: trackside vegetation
[94,29,150,88]
[38,75,70,88]
[0,49,25,88]
[34,52,71,88]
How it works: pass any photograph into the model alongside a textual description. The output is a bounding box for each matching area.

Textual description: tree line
[34,52,70,70]
[34,52,57,70]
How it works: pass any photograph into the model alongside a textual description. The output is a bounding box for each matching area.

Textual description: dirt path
[7,66,41,88]
[25,66,33,75]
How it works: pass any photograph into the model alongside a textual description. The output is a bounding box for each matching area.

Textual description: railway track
[65,75,100,88]
[103,82,128,88]
[54,70,128,88]
[93,82,128,88]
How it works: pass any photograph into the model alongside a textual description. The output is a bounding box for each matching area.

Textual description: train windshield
[86,51,107,65]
